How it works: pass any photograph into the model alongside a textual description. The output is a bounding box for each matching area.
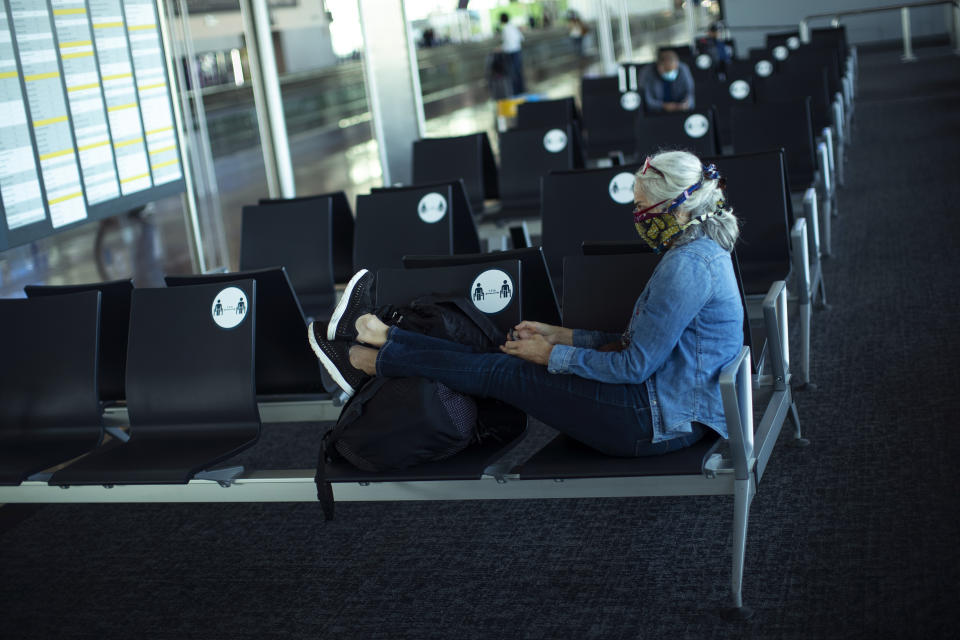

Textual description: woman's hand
[500,334,554,365]
[512,321,573,346]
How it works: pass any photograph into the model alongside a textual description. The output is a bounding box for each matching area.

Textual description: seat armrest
[762,280,789,387]
[720,346,753,481]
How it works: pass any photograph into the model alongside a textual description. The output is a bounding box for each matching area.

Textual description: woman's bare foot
[348,345,378,375]
[355,313,389,347]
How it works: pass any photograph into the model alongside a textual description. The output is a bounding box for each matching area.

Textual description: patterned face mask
[633,159,724,254]
[633,199,684,254]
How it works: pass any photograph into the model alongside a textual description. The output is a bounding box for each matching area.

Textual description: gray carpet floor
[1,45,959,640]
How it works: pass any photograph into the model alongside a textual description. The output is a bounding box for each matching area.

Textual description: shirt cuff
[547,344,575,374]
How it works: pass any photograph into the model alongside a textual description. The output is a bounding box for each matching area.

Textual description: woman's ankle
[355,313,389,347]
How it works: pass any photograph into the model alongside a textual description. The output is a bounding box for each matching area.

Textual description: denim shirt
[547,237,743,442]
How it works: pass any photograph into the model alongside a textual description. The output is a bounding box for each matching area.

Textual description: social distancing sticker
[729,79,751,100]
[543,129,568,153]
[755,60,773,77]
[620,91,640,111]
[470,269,513,315]
[212,287,248,330]
[787,36,800,50]
[684,114,710,138]
[417,192,447,223]
[773,45,789,61]
[608,172,635,204]
[696,54,712,69]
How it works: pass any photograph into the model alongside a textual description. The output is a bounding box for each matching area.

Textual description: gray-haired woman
[311,150,744,457]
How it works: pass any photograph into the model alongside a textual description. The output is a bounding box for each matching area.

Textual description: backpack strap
[314,377,389,521]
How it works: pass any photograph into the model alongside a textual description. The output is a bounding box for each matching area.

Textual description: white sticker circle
[212,287,248,330]
[470,269,514,315]
[773,45,789,61]
[695,54,712,69]
[543,128,568,153]
[417,192,447,224]
[608,172,635,204]
[683,114,710,139]
[729,79,751,100]
[754,60,774,77]
[620,91,641,111]
[787,36,800,50]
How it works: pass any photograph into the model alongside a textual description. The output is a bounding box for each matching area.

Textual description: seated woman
[309,150,743,457]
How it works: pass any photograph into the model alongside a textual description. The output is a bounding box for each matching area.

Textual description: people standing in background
[700,22,732,75]
[499,12,525,96]
[640,50,695,113]
[568,13,588,59]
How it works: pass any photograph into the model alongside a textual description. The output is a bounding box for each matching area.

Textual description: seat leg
[723,477,755,620]
[789,399,810,446]
[799,300,811,388]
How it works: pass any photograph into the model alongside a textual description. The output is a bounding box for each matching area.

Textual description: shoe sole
[327,268,369,341]
[308,324,356,398]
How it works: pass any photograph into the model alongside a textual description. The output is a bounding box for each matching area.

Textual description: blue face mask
[661,68,679,81]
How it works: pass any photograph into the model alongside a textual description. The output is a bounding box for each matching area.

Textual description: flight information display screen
[0,0,184,252]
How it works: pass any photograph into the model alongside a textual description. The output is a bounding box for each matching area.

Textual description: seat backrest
[581,75,641,157]
[754,67,831,131]
[811,26,849,58]
[0,291,102,430]
[540,163,642,294]
[693,76,755,147]
[355,181,479,273]
[412,133,498,210]
[165,268,325,396]
[517,97,580,130]
[730,98,816,189]
[258,191,355,283]
[765,31,801,50]
[403,247,561,326]
[24,279,132,402]
[702,150,791,295]
[240,199,335,313]
[376,259,523,335]
[498,125,578,208]
[635,107,720,158]
[780,45,842,97]
[561,253,660,332]
[125,280,258,430]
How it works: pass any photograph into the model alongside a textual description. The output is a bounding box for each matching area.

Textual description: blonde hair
[634,150,740,251]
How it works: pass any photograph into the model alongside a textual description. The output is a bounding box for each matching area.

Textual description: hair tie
[702,163,720,180]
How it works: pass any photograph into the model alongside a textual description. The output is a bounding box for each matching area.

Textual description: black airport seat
[765,31,802,50]
[497,124,582,216]
[754,67,832,133]
[355,180,480,273]
[811,26,850,57]
[560,252,659,332]
[376,258,523,335]
[240,199,336,321]
[703,150,792,296]
[412,133,498,212]
[258,191,355,284]
[730,98,817,191]
[515,429,721,479]
[635,107,721,158]
[694,76,755,148]
[50,280,261,485]
[779,46,843,102]
[516,96,580,130]
[540,163,643,295]
[0,292,103,485]
[581,75,641,159]
[403,247,562,326]
[24,279,132,403]
[166,267,326,397]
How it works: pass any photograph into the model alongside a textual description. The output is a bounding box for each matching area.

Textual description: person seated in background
[641,50,695,113]
[308,150,743,458]
[700,22,732,75]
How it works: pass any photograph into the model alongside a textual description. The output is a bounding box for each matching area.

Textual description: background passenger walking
[500,12,525,96]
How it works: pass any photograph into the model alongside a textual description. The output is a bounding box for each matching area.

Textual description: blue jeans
[507,51,525,95]
[375,328,704,457]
